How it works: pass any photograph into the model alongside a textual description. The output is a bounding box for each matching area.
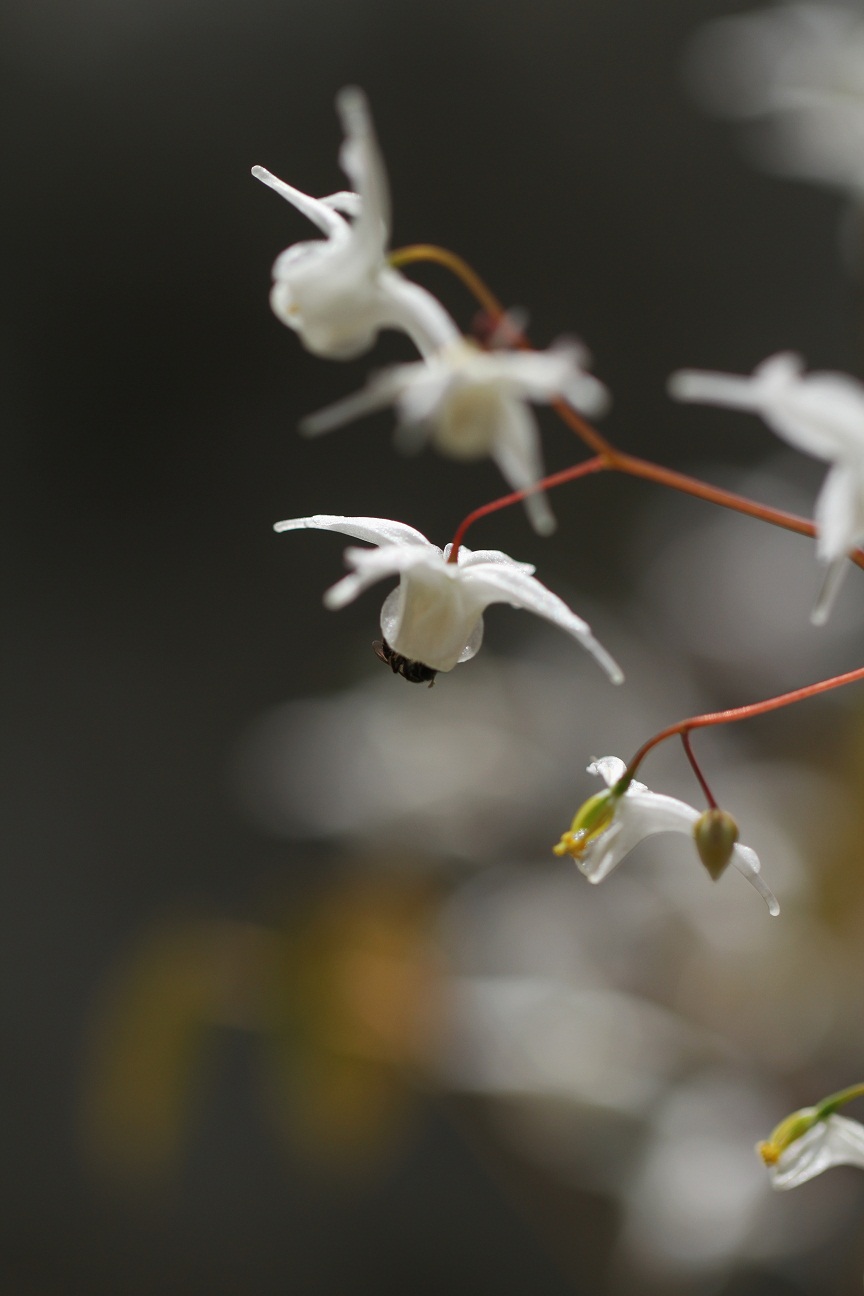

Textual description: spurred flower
[553,756,779,915]
[253,88,457,361]
[670,352,864,622]
[274,514,623,684]
[300,339,610,536]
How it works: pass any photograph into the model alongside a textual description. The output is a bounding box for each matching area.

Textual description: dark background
[2,0,858,1292]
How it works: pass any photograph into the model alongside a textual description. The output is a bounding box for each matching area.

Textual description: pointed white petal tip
[534,512,557,537]
[297,414,329,438]
[273,516,318,533]
[251,164,270,181]
[810,557,848,626]
[667,369,713,401]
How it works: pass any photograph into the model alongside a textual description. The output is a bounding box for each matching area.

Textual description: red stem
[681,731,717,809]
[624,662,864,784]
[448,457,607,560]
[390,242,864,568]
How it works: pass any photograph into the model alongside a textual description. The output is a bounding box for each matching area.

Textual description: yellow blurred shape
[80,918,280,1179]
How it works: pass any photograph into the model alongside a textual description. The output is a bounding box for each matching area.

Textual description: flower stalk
[394,242,864,580]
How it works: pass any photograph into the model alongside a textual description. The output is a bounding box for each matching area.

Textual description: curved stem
[447,457,607,561]
[395,244,864,575]
[681,731,717,809]
[626,662,864,781]
[389,243,506,320]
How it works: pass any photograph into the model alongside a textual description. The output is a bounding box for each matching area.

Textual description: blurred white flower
[620,1073,778,1280]
[274,514,623,681]
[300,339,609,536]
[554,756,779,915]
[686,3,864,195]
[670,353,864,622]
[253,87,458,360]
[760,1111,864,1189]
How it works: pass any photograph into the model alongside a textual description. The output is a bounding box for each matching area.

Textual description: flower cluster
[199,30,864,1279]
[258,87,861,920]
[254,87,608,536]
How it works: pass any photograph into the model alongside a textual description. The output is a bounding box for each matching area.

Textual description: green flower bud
[693,808,739,880]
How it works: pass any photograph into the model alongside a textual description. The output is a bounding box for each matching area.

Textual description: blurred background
[6,0,864,1291]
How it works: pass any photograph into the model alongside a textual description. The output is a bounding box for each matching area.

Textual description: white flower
[761,1112,864,1189]
[300,339,610,536]
[274,514,623,682]
[554,756,779,915]
[253,88,458,360]
[669,353,864,623]
[686,4,864,195]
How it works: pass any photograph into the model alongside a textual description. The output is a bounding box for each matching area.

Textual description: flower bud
[693,808,739,880]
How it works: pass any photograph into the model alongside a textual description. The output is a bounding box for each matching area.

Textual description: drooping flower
[253,88,458,361]
[758,1110,864,1189]
[274,514,623,684]
[553,756,779,915]
[300,339,610,536]
[669,352,864,622]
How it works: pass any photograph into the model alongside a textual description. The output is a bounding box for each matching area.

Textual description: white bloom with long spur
[301,339,610,536]
[274,514,623,682]
[759,1110,864,1189]
[253,88,458,361]
[669,352,864,623]
[554,756,779,915]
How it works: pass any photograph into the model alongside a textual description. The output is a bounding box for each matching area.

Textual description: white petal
[811,556,849,627]
[813,460,864,565]
[729,843,780,916]
[320,190,362,217]
[472,346,577,398]
[763,371,864,461]
[458,616,485,663]
[393,364,454,425]
[669,366,771,410]
[772,1115,864,1190]
[335,86,391,257]
[587,756,628,787]
[671,354,864,462]
[458,563,624,683]
[378,585,485,667]
[324,544,439,611]
[451,547,535,574]
[273,514,434,549]
[374,272,461,357]
[378,560,488,671]
[489,399,556,536]
[251,166,347,238]
[299,370,410,437]
[576,794,696,883]
[575,819,628,883]
[618,787,701,836]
